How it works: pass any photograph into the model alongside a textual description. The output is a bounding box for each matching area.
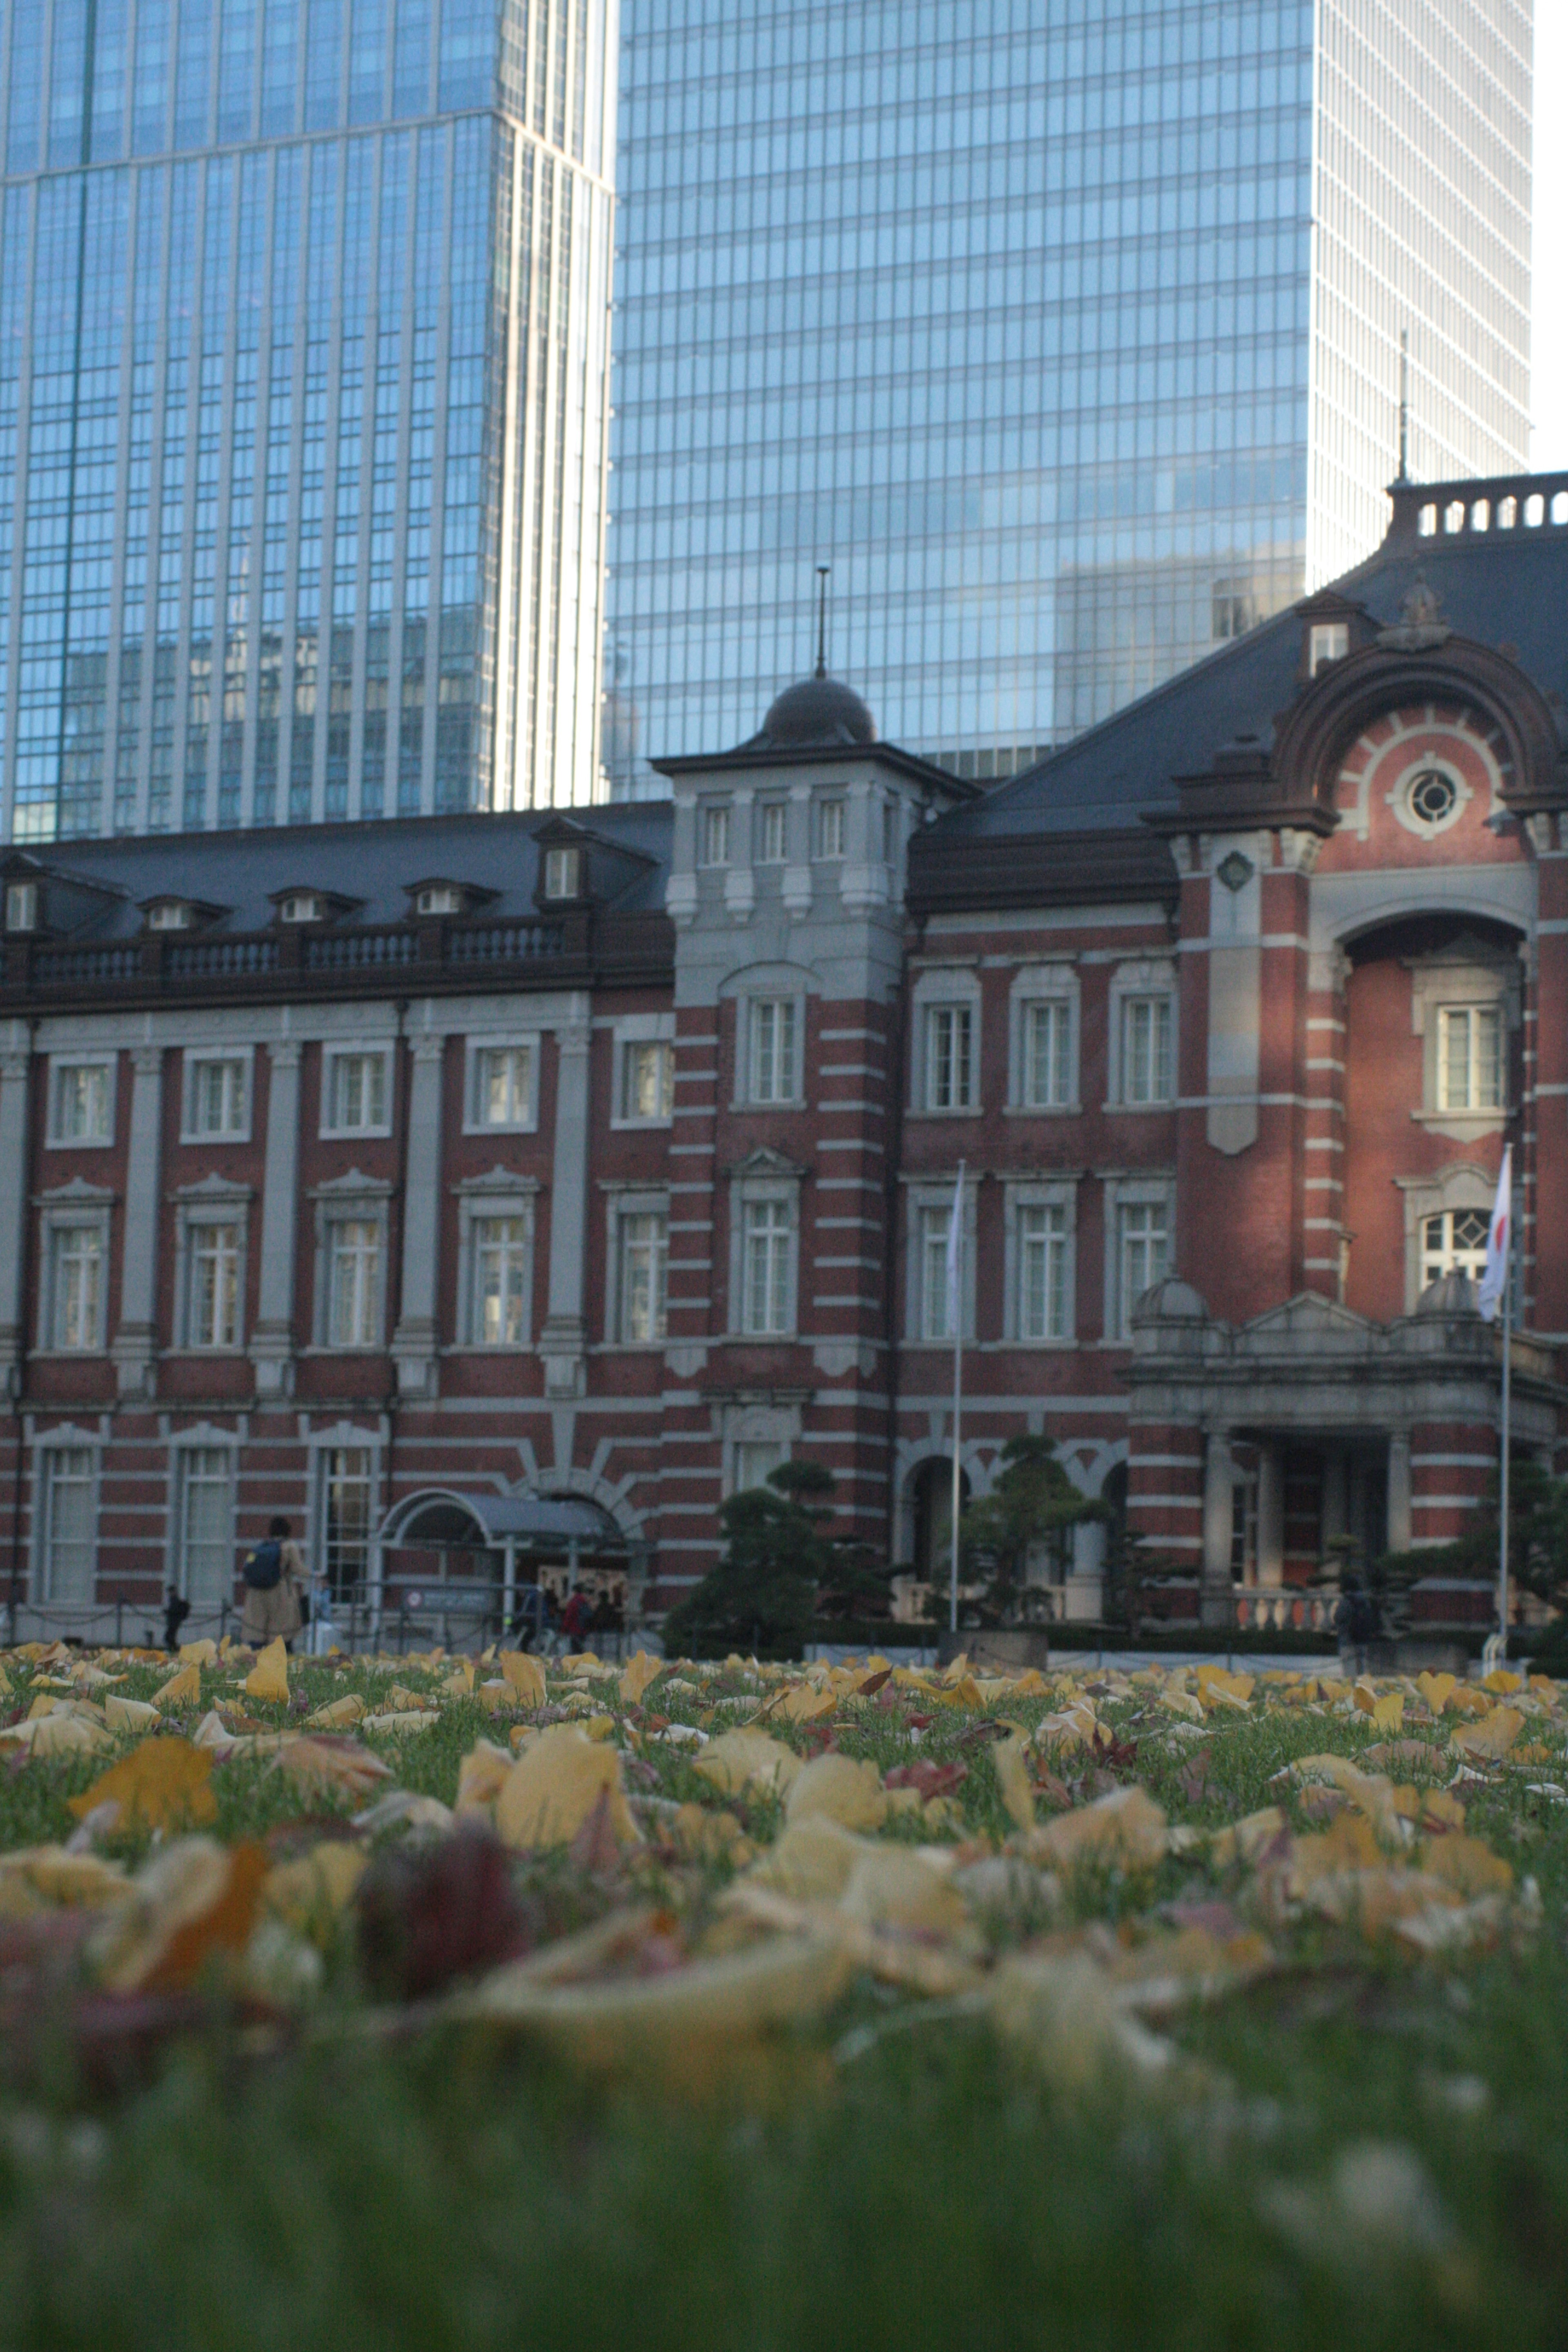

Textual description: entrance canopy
[378,1488,626,1556]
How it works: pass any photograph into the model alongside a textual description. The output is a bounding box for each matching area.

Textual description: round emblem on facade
[1408,768,1459,827]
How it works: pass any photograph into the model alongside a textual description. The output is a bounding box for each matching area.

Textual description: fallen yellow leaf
[498,1651,547,1709]
[244,1639,290,1705]
[68,1736,216,1833]
[154,1662,201,1711]
[263,1842,367,1940]
[784,1751,887,1833]
[104,1694,160,1735]
[304,1693,366,1731]
[693,1728,802,1800]
[1027,1785,1167,1873]
[992,1730,1037,1832]
[494,1723,640,1851]
[619,1650,660,1706]
[1452,1707,1525,1760]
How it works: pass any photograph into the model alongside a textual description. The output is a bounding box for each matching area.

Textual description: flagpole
[950,1163,965,1637]
[1498,1198,1512,1659]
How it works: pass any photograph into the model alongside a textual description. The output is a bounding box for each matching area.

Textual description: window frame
[312,1435,380,1600]
[1009,964,1080,1112]
[168,1436,238,1605]
[817,797,847,860]
[173,1182,252,1352]
[310,1176,394,1350]
[1106,962,1178,1110]
[47,1054,116,1149]
[910,967,982,1116]
[181,1047,253,1143]
[905,1178,975,1346]
[1434,1002,1505,1114]
[319,1042,394,1140]
[1410,957,1516,1137]
[33,1435,100,1603]
[608,1189,670,1347]
[1103,1176,1176,1343]
[463,1035,539,1135]
[612,1017,676,1129]
[744,994,803,1108]
[38,1189,113,1354]
[699,801,731,867]
[452,1173,538,1348]
[1004,1180,1078,1344]
[757,800,788,863]
[728,1167,801,1339]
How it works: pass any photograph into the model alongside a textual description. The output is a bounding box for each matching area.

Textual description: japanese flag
[1477,1145,1512,1325]
[945,1164,965,1342]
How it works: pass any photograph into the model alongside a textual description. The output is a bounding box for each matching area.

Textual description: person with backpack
[241,1515,307,1649]
[558,1585,590,1650]
[1332,1572,1377,1678]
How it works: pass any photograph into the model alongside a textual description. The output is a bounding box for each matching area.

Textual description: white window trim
[1003,1178,1078,1344]
[180,1046,254,1144]
[610,1012,677,1131]
[1105,960,1178,1110]
[36,1181,114,1355]
[307,1426,384,1588]
[1102,1173,1176,1345]
[737,991,807,1110]
[721,1400,803,1498]
[1008,964,1081,1113]
[452,1170,538,1348]
[1409,957,1517,1139]
[728,1162,802,1338]
[905,1176,976,1346]
[30,1428,102,1603]
[604,1186,671,1347]
[816,795,848,861]
[461,1033,541,1135]
[1394,1162,1501,1314]
[319,1042,395,1140]
[171,1176,252,1353]
[309,1172,393,1350]
[46,1054,117,1149]
[165,1427,240,1602]
[699,800,732,867]
[909,967,982,1116]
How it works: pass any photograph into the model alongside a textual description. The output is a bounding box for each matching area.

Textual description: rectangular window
[733,1440,787,1495]
[1310,621,1349,675]
[1118,1201,1169,1338]
[40,1448,95,1601]
[818,798,846,859]
[473,1042,533,1126]
[542,846,580,899]
[1421,1208,1491,1289]
[742,1198,793,1335]
[178,1446,234,1605]
[52,1061,112,1143]
[1022,1000,1072,1108]
[188,1221,242,1348]
[328,1218,381,1346]
[927,1004,973,1110]
[50,1225,103,1350]
[620,1211,668,1343]
[701,803,731,866]
[328,1050,388,1133]
[1437,1006,1503,1111]
[322,1445,374,1599]
[1020,1203,1070,1340]
[921,1206,956,1341]
[750,999,797,1102]
[188,1056,247,1136]
[1120,996,1173,1105]
[759,802,787,862]
[473,1216,528,1346]
[622,1040,673,1121]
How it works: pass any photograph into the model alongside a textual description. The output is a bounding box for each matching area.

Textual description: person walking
[558,1584,590,1650]
[241,1515,307,1650]
[1333,1572,1376,1679]
[508,1581,550,1653]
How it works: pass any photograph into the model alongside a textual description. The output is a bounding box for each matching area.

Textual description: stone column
[250,1039,301,1399]
[392,1028,444,1397]
[1200,1429,1235,1626]
[0,1040,32,1378]
[539,1006,591,1400]
[1386,1430,1412,1553]
[1256,1440,1285,1588]
[112,1046,163,1398]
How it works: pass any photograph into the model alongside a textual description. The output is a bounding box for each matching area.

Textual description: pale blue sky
[1532,9,1566,467]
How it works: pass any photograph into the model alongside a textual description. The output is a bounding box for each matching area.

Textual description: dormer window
[416,884,463,917]
[278,892,325,925]
[542,846,581,901]
[4,881,39,933]
[146,900,194,932]
[1310,622,1349,676]
[700,805,731,868]
[759,802,787,862]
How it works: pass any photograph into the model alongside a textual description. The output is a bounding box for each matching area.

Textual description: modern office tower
[605,0,1532,793]
[0,0,615,842]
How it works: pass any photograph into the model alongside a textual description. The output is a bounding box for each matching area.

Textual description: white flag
[1477,1145,1512,1325]
[944,1165,964,1342]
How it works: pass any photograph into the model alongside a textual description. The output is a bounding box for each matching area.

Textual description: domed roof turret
[753,673,876,750]
[1130,1277,1210,1327]
[1416,1270,1480,1316]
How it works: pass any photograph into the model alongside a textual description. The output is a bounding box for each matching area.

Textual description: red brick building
[2,470,1565,1635]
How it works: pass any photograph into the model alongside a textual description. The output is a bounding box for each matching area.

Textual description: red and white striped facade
[2,472,1566,1630]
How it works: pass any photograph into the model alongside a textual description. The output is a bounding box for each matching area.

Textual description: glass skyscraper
[606,0,1530,793]
[0,0,615,842]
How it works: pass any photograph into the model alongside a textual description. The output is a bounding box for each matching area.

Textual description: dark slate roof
[6,804,675,940]
[934,472,1568,843]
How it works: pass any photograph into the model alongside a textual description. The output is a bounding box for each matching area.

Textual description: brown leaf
[273,1736,394,1805]
[567,1787,625,1876]
[884,1759,969,1800]
[1178,1746,1214,1805]
[356,1829,533,2001]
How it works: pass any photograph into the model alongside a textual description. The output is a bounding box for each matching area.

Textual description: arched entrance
[374,1489,630,1646]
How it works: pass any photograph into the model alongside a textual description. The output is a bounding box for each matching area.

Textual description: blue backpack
[243,1539,283,1591]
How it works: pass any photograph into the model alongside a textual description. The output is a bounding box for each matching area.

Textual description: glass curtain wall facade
[605,0,1530,793]
[0,0,615,844]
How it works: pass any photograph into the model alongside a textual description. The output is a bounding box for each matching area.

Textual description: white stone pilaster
[111,1045,163,1398]
[539,1004,592,1399]
[0,1043,32,1375]
[250,1039,301,1399]
[392,1029,445,1397]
